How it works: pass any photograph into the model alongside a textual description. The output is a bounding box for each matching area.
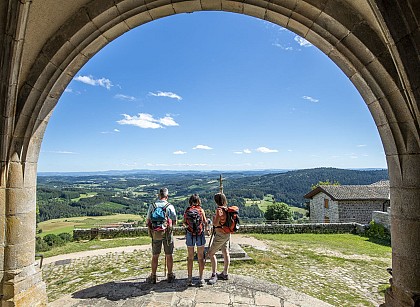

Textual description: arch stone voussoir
[1,0,420,306]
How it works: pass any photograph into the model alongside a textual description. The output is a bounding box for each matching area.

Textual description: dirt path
[42,234,268,265]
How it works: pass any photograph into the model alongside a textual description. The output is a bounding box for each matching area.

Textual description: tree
[264,202,293,222]
[311,180,340,190]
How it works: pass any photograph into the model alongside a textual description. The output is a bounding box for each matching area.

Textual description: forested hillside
[36,168,388,223]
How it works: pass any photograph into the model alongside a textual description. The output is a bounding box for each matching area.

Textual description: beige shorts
[207,231,230,256]
[151,231,174,255]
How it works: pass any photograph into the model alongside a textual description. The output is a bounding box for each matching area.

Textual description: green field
[37,214,144,237]
[245,194,308,215]
[71,192,97,202]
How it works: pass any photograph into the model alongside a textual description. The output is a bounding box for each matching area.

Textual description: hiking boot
[196,278,205,287]
[208,273,217,285]
[186,277,193,287]
[146,274,156,284]
[217,272,229,280]
[167,272,176,283]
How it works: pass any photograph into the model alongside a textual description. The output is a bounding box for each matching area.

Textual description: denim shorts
[185,231,206,247]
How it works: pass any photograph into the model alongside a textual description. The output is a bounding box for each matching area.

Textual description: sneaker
[167,272,176,283]
[146,274,156,284]
[208,273,217,285]
[196,278,205,287]
[186,277,193,287]
[217,272,229,280]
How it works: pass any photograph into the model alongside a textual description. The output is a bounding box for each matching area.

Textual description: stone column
[1,153,47,306]
[383,153,420,306]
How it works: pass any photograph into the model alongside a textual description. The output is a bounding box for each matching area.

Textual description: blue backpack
[150,202,170,232]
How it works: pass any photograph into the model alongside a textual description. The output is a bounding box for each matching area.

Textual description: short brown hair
[188,194,201,206]
[214,193,227,206]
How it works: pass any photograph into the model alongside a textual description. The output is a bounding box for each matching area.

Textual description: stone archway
[0,1,418,306]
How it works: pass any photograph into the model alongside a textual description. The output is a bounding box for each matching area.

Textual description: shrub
[35,237,51,252]
[364,221,391,243]
[58,232,73,242]
[43,234,65,247]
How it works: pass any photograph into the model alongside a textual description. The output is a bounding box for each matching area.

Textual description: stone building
[304,181,390,224]
[1,1,419,306]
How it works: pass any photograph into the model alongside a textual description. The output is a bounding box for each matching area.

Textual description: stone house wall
[310,193,339,223]
[310,192,387,224]
[338,201,384,224]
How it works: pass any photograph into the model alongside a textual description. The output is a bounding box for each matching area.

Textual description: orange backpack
[217,206,240,233]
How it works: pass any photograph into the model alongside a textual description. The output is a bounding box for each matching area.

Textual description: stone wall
[338,201,384,224]
[310,192,388,224]
[372,210,391,230]
[73,223,365,240]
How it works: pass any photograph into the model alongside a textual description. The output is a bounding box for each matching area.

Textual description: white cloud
[193,145,213,150]
[46,150,77,154]
[115,94,136,101]
[114,129,120,132]
[256,147,278,153]
[117,113,179,129]
[302,95,319,103]
[357,144,367,147]
[149,91,182,101]
[294,36,313,47]
[272,43,294,51]
[64,88,73,93]
[235,149,252,154]
[74,75,113,90]
[173,150,187,155]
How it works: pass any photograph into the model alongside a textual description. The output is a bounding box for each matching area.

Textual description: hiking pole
[204,226,215,265]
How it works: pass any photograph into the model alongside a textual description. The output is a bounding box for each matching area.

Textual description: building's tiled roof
[304,181,390,200]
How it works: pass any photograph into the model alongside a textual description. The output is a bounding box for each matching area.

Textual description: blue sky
[38,12,387,172]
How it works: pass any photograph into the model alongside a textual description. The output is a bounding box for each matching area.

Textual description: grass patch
[38,214,143,237]
[43,233,391,306]
[40,236,151,258]
[71,192,97,202]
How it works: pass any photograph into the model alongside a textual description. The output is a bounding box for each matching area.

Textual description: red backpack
[217,206,240,233]
[184,205,204,236]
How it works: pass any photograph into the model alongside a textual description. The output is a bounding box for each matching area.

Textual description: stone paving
[48,270,333,307]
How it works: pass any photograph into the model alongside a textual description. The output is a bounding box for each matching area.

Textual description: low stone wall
[73,223,365,240]
[238,223,363,234]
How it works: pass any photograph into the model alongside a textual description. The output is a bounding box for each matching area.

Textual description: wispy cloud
[294,36,313,47]
[149,91,182,101]
[114,129,120,133]
[256,147,278,153]
[173,150,187,155]
[234,149,252,154]
[272,43,294,51]
[115,94,136,101]
[45,150,78,154]
[117,113,179,129]
[193,145,213,150]
[357,144,367,147]
[302,96,319,103]
[74,75,113,90]
[101,129,121,134]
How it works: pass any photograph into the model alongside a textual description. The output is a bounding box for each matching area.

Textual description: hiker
[146,187,177,284]
[206,192,230,285]
[183,194,209,287]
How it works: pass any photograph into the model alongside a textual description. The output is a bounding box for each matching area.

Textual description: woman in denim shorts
[183,194,209,287]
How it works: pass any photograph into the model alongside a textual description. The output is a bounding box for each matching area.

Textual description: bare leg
[221,246,230,275]
[197,245,205,279]
[166,254,174,275]
[151,254,159,275]
[187,246,194,278]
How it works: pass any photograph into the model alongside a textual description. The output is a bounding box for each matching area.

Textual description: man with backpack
[183,194,209,287]
[146,188,177,284]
